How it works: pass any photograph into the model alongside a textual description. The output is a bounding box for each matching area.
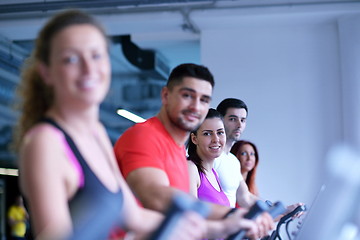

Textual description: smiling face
[40,24,110,108]
[191,117,226,161]
[223,107,247,143]
[238,143,256,174]
[163,77,212,132]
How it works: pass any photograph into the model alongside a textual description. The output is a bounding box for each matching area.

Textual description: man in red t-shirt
[115,117,189,194]
[114,63,274,239]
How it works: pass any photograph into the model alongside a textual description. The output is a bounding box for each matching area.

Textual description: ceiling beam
[0,0,214,14]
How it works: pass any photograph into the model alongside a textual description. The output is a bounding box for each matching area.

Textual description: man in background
[8,195,28,240]
[214,98,257,208]
[215,98,303,217]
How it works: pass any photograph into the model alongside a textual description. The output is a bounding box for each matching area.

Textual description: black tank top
[43,118,124,240]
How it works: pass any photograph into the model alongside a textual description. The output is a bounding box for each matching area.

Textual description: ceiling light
[117,109,146,123]
[0,168,18,176]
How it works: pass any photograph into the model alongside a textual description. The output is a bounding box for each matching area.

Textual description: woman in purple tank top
[187,109,230,207]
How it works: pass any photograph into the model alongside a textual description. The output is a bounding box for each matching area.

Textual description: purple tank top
[198,169,230,207]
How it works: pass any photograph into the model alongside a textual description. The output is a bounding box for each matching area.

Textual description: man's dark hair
[167,63,215,90]
[216,98,248,117]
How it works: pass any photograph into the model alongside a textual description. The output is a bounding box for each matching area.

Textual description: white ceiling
[1,1,359,63]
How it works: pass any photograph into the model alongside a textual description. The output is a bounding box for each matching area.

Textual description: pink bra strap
[50,126,85,188]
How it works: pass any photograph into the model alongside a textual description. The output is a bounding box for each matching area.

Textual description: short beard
[167,107,202,132]
[229,134,241,144]
[173,117,201,132]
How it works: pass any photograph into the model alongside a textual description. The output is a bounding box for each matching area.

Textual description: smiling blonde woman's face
[42,24,110,107]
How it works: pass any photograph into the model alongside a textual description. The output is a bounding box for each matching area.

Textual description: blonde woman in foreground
[15,9,205,240]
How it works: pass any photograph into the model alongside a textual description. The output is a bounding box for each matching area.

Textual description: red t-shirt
[114,117,190,193]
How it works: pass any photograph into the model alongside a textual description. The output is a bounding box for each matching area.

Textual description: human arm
[206,208,257,239]
[115,122,271,239]
[187,161,200,198]
[187,162,240,219]
[125,166,225,219]
[129,167,278,239]
[117,176,164,237]
[236,179,259,208]
[126,167,274,239]
[186,161,250,235]
[273,202,306,222]
[126,167,181,213]
[205,208,274,240]
[233,180,279,238]
[123,168,207,239]
[19,125,74,240]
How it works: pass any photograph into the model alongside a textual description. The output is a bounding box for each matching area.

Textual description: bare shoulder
[186,161,200,198]
[22,123,63,150]
[19,123,67,189]
[21,124,63,161]
[19,124,77,236]
[187,160,198,174]
[187,161,200,183]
